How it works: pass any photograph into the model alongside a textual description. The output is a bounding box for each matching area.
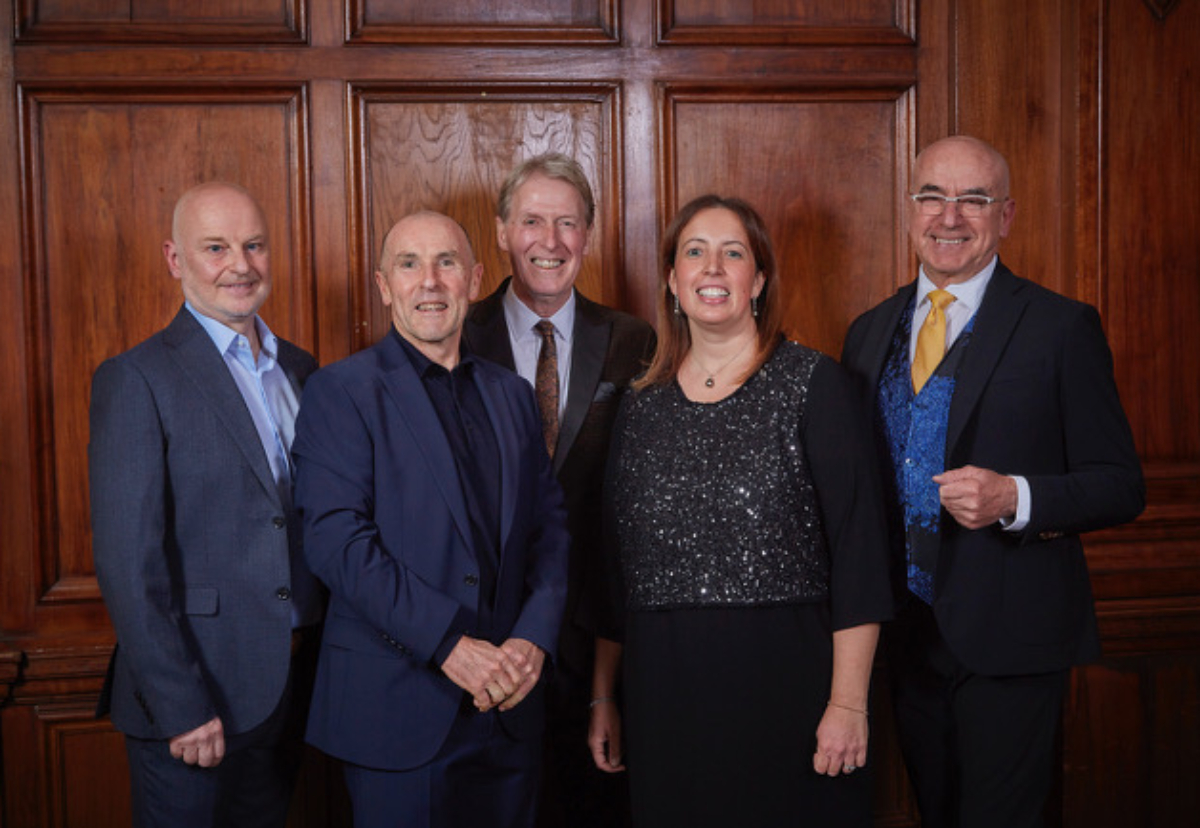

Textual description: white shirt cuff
[1000,475,1031,532]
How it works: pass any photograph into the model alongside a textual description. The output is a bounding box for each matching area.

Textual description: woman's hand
[588,699,626,773]
[812,702,868,777]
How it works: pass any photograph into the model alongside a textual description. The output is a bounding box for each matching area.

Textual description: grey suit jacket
[89,307,318,738]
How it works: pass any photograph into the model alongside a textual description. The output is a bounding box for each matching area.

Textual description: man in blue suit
[90,182,321,827]
[293,210,569,828]
[841,136,1144,828]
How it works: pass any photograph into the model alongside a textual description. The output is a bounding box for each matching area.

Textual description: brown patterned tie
[534,320,559,457]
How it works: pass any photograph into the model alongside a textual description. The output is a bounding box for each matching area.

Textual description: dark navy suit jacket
[293,329,569,771]
[841,262,1144,676]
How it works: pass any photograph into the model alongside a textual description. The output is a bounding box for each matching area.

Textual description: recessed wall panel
[666,89,908,357]
[22,87,311,604]
[352,86,617,348]
[349,0,616,43]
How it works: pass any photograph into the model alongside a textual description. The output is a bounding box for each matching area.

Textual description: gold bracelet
[827,700,869,717]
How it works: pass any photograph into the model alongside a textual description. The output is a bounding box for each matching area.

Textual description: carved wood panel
[664,87,911,356]
[11,86,312,629]
[350,85,617,349]
[660,0,912,44]
[348,0,616,43]
[1,0,1198,826]
[14,0,304,42]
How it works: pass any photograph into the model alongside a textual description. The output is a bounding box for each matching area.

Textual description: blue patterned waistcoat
[876,298,976,603]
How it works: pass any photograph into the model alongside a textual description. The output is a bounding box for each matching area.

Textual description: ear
[495,215,510,252]
[164,240,182,280]
[999,198,1017,239]
[374,270,393,307]
[752,270,765,298]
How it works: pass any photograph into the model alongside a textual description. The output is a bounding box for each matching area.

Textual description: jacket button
[464,574,479,587]
[272,516,286,529]
[276,587,292,600]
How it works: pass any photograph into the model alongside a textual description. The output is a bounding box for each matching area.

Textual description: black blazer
[464,280,656,679]
[841,262,1144,676]
[90,307,318,738]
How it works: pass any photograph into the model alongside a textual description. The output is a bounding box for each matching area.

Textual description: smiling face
[164,183,271,336]
[909,136,1016,287]
[496,173,592,317]
[375,212,482,369]
[668,206,764,334]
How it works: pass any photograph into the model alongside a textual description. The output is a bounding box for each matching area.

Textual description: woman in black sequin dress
[587,195,894,827]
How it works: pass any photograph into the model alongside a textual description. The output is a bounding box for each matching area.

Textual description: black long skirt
[621,603,872,828]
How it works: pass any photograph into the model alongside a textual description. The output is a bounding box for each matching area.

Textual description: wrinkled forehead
[383,214,470,264]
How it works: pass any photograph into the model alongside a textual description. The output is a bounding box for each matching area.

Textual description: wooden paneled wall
[1,1,1196,825]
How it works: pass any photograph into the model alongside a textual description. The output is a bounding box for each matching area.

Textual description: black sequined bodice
[611,341,831,611]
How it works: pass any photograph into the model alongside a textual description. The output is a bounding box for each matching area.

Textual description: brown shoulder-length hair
[635,194,783,390]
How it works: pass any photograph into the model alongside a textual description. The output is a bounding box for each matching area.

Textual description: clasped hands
[442,635,545,712]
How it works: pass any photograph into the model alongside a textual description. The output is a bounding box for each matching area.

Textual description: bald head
[172,182,266,246]
[915,136,1011,197]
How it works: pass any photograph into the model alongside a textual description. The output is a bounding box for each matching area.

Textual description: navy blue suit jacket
[293,330,569,771]
[90,307,318,739]
[841,262,1144,676]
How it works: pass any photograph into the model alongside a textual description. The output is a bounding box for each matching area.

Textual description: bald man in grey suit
[90,182,320,828]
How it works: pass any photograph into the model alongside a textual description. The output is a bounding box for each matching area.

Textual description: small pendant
[705,377,715,388]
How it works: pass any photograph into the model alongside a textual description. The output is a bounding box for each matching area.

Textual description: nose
[537,221,561,250]
[702,251,724,274]
[229,246,251,273]
[418,262,441,288]
[938,201,964,225]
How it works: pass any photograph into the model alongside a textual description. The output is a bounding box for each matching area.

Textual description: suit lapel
[376,335,473,547]
[556,293,609,473]
[946,264,1029,457]
[862,284,916,392]
[471,364,519,548]
[162,308,280,504]
[464,280,517,370]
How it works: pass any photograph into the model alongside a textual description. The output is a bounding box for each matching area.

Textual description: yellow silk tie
[912,289,956,393]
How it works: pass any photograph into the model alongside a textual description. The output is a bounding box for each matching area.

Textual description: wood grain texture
[0,0,1197,826]
[350,86,615,350]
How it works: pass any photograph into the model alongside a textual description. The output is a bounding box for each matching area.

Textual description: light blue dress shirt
[501,286,575,419]
[185,303,320,625]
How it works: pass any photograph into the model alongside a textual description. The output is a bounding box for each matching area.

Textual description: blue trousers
[343,704,540,828]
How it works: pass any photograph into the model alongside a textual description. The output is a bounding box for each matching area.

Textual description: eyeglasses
[909,193,1006,217]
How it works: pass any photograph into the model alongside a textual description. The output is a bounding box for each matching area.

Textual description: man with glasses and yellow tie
[841,136,1143,828]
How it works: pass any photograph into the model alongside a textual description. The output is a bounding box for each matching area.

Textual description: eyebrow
[682,236,748,248]
[397,249,461,261]
[917,184,992,195]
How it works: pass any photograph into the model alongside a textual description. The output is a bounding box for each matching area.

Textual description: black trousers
[124,628,319,828]
[535,633,631,828]
[887,601,1067,828]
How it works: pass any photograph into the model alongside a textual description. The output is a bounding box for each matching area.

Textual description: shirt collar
[390,326,475,378]
[916,254,997,315]
[185,302,278,364]
[501,280,576,343]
